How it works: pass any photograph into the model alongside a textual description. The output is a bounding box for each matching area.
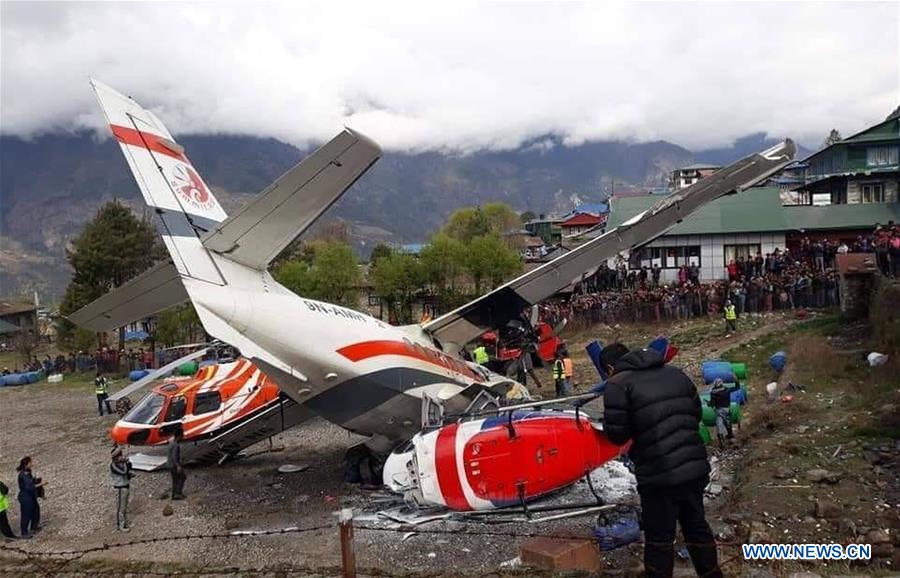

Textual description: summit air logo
[170,164,216,212]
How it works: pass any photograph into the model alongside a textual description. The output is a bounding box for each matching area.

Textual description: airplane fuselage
[188,269,510,444]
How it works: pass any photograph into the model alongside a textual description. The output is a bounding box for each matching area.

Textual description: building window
[663,246,700,268]
[866,146,899,167]
[724,244,761,266]
[861,183,884,203]
[193,392,221,415]
[631,246,700,269]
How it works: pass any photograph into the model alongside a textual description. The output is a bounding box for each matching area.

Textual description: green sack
[729,403,742,424]
[730,362,748,381]
[177,361,198,376]
[701,404,716,427]
[699,423,711,445]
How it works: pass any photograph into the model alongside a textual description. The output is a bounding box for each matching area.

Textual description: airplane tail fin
[73,81,380,341]
[91,80,228,286]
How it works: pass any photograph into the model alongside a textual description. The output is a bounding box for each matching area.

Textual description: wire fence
[0,515,763,578]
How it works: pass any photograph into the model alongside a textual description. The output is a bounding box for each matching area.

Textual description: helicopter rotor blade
[108,347,209,402]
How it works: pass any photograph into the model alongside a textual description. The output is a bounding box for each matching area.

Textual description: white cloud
[1,1,897,152]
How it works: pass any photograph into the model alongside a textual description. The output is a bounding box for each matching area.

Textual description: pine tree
[58,201,164,350]
[823,129,842,147]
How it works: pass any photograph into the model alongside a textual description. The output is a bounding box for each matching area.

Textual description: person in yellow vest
[724,300,737,335]
[552,349,570,397]
[472,342,490,366]
[94,371,113,416]
[562,348,575,392]
[0,480,16,540]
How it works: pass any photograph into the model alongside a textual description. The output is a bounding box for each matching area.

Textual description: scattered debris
[162,505,174,517]
[867,352,889,367]
[277,463,309,474]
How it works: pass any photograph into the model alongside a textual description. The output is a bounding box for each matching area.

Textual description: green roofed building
[605,187,900,283]
[797,117,899,205]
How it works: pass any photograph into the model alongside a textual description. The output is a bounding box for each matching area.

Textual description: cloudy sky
[1,1,897,152]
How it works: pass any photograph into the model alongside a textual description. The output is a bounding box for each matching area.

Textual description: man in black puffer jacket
[601,343,721,578]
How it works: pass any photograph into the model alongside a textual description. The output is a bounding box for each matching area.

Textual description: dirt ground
[1,311,898,577]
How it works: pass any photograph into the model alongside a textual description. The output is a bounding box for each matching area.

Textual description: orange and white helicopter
[71,80,794,504]
[109,354,310,467]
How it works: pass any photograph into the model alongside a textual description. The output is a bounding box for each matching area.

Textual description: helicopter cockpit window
[193,392,221,415]
[123,393,166,425]
[165,396,187,422]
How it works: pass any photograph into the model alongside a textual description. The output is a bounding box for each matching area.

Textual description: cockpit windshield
[123,392,166,425]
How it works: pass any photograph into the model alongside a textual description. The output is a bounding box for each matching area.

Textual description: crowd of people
[1,345,204,377]
[544,225,899,328]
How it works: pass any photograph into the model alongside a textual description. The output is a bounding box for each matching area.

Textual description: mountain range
[0,130,804,300]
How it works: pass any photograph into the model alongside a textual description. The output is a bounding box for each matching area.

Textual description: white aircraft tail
[73,81,380,343]
[92,80,229,285]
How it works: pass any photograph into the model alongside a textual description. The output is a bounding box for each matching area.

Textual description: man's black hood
[614,348,665,372]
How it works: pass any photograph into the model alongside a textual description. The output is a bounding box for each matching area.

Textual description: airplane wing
[423,140,796,349]
[68,260,188,332]
[201,129,381,270]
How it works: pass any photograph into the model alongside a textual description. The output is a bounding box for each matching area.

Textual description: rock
[835,518,857,536]
[710,520,735,541]
[774,466,792,479]
[224,518,240,530]
[707,483,723,496]
[806,468,841,484]
[796,425,810,434]
[162,505,174,516]
[723,512,747,524]
[861,450,883,465]
[748,521,771,544]
[866,528,890,544]
[814,499,842,519]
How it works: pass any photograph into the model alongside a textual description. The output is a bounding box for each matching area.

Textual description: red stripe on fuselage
[434,424,469,510]
[110,125,190,164]
[337,340,480,382]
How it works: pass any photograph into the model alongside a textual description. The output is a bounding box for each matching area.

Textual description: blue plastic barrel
[730,387,747,406]
[25,371,40,384]
[769,351,787,373]
[129,369,150,381]
[702,361,736,385]
[4,373,28,386]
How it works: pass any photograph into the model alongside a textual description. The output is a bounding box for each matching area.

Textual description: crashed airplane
[71,80,795,511]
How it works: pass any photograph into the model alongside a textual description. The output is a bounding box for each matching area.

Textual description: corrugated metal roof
[679,163,721,170]
[606,187,900,235]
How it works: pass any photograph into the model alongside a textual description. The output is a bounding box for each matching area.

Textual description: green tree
[369,243,394,265]
[274,241,362,308]
[823,129,842,147]
[371,253,424,324]
[442,202,519,242]
[58,201,164,350]
[464,235,522,293]
[153,304,203,347]
[419,233,466,292]
[520,210,537,224]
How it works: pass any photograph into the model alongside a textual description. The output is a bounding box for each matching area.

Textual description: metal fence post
[340,508,357,578]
